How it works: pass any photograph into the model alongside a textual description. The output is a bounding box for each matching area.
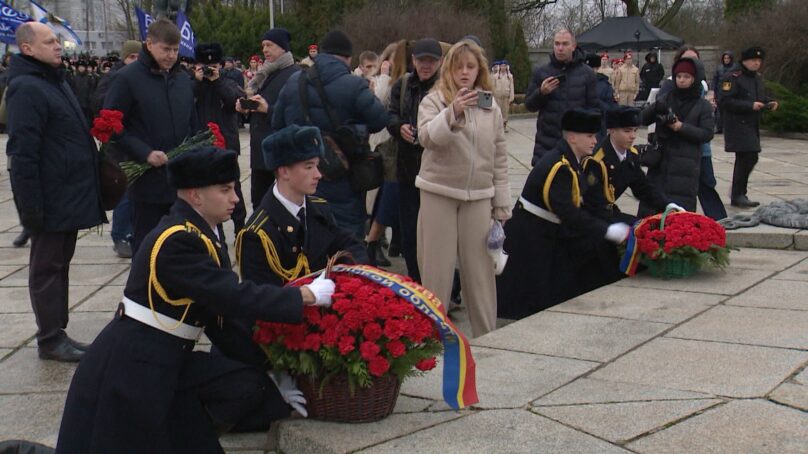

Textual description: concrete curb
[726,225,808,250]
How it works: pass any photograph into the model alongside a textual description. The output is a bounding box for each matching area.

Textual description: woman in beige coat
[416,41,512,337]
[493,63,515,132]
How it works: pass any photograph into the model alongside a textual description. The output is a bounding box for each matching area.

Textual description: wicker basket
[643,257,700,279]
[296,373,401,423]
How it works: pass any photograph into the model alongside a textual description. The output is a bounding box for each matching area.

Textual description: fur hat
[262,28,291,52]
[606,106,641,129]
[741,46,765,61]
[262,125,325,170]
[168,147,240,189]
[195,42,223,65]
[320,30,353,57]
[561,108,602,134]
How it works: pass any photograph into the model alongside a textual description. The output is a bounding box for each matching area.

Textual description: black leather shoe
[12,230,30,248]
[38,339,84,362]
[731,196,760,208]
[65,336,90,352]
[367,241,392,267]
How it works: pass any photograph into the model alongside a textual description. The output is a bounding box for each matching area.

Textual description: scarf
[246,51,294,95]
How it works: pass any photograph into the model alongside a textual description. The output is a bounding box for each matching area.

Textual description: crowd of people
[2,16,778,452]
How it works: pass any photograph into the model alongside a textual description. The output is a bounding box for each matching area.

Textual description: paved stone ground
[0,120,806,452]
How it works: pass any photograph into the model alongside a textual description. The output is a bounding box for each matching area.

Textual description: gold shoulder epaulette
[542,156,580,211]
[628,146,639,156]
[309,196,328,204]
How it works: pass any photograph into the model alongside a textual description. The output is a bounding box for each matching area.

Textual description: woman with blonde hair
[416,40,511,337]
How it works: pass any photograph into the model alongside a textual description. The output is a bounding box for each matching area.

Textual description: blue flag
[29,0,81,44]
[134,6,153,41]
[0,0,33,45]
[175,10,195,58]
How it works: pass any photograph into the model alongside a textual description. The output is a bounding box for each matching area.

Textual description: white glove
[269,371,308,418]
[666,202,686,212]
[605,223,630,244]
[305,274,335,307]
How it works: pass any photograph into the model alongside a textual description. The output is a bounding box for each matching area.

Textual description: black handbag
[639,133,663,168]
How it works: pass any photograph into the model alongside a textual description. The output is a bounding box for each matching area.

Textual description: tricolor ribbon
[619,221,642,276]
[307,264,478,410]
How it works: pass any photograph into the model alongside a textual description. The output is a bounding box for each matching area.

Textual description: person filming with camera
[638,57,714,216]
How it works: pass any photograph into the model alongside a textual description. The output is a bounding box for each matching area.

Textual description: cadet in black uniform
[719,46,778,208]
[582,106,679,224]
[56,147,336,454]
[497,109,631,320]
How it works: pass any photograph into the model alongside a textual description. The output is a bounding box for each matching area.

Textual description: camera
[202,66,214,77]
[656,108,677,125]
[411,125,419,145]
[477,90,493,109]
[238,98,259,110]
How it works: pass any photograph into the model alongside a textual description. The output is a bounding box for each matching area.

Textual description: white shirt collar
[273,183,306,218]
[610,138,628,162]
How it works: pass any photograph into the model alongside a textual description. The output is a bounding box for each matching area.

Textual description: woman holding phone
[415,40,511,338]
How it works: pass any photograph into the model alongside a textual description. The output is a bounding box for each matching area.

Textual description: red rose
[415,357,437,371]
[368,356,390,377]
[386,340,406,358]
[338,335,356,355]
[363,322,383,342]
[207,122,226,148]
[359,341,381,360]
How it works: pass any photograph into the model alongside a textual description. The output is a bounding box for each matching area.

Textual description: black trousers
[29,230,78,347]
[231,178,246,233]
[250,169,275,211]
[398,181,421,283]
[731,152,760,200]
[132,202,173,256]
[698,156,728,220]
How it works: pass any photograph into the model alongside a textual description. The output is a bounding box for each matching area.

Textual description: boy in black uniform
[719,46,778,208]
[497,109,630,320]
[582,106,680,224]
[57,147,336,454]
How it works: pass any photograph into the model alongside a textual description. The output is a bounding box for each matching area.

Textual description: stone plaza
[0,118,806,452]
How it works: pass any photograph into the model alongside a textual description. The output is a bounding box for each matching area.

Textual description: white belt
[518,196,561,224]
[121,297,203,341]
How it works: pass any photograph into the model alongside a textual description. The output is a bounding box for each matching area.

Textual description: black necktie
[297,207,307,249]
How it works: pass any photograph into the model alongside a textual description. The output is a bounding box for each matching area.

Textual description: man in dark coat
[712,50,738,134]
[236,27,300,209]
[233,125,367,366]
[638,52,665,102]
[6,23,106,362]
[193,42,247,236]
[103,19,197,254]
[585,52,617,142]
[583,107,675,225]
[272,30,388,240]
[497,109,629,320]
[719,47,777,208]
[56,147,336,453]
[69,59,96,125]
[387,37,442,283]
[524,29,599,165]
[221,56,245,88]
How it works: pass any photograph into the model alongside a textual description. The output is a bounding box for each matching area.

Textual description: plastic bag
[487,220,508,275]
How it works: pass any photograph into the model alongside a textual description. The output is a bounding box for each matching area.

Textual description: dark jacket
[6,54,106,232]
[249,63,299,170]
[271,54,388,135]
[712,51,738,93]
[57,200,301,453]
[639,53,665,96]
[194,76,244,152]
[719,66,772,153]
[221,66,244,88]
[583,138,669,224]
[103,48,197,204]
[91,60,124,115]
[387,71,438,185]
[594,73,617,140]
[524,48,599,164]
[640,58,714,211]
[70,71,96,111]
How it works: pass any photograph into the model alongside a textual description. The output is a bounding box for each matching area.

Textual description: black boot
[12,229,30,248]
[367,241,391,267]
[388,227,401,257]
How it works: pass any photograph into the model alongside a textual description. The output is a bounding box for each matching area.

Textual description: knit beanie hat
[262,28,291,52]
[121,40,142,58]
[672,59,696,77]
[320,31,353,57]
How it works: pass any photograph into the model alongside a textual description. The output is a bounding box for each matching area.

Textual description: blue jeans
[315,178,366,241]
[111,193,133,243]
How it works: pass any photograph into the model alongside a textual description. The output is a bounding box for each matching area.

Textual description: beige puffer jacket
[416,89,512,218]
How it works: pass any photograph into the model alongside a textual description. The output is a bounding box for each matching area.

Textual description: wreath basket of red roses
[623,208,731,279]
[253,253,442,422]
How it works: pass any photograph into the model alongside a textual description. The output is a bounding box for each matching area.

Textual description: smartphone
[554,73,567,83]
[765,101,777,110]
[239,98,260,110]
[477,90,493,109]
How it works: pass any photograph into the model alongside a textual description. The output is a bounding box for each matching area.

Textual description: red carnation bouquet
[623,210,731,278]
[254,271,442,392]
[119,122,227,185]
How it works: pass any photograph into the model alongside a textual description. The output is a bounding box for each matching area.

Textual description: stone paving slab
[532,378,715,406]
[726,224,802,250]
[773,258,808,282]
[534,399,723,444]
[726,248,808,271]
[362,410,629,454]
[0,286,99,314]
[72,285,124,312]
[796,366,808,385]
[614,268,773,296]
[0,313,37,348]
[219,432,269,452]
[0,264,129,287]
[725,279,808,310]
[550,286,723,324]
[770,382,808,411]
[590,338,808,398]
[0,393,67,447]
[0,349,77,394]
[400,347,597,409]
[278,411,466,454]
[473,311,670,362]
[666,305,808,350]
[0,247,32,266]
[626,400,808,454]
